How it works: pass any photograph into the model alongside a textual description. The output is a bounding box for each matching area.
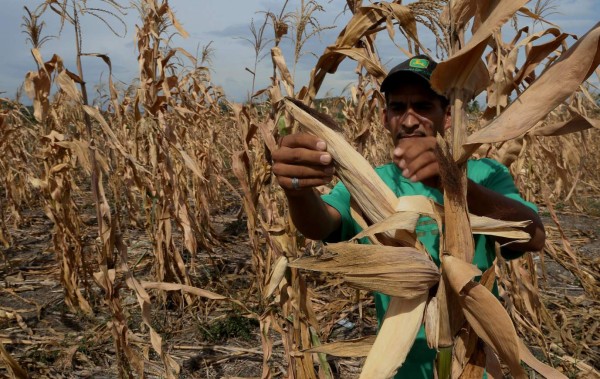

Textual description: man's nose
[401,109,420,129]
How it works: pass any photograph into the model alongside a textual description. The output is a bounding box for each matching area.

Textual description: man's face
[382,79,450,145]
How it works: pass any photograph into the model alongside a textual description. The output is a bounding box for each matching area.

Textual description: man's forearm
[286,189,341,241]
[466,180,546,252]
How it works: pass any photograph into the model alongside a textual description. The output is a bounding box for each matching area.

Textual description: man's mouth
[397,132,426,139]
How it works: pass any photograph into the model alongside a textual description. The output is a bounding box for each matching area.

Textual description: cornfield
[1,0,599,378]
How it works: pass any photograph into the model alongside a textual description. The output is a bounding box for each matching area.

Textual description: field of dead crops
[1,1,599,378]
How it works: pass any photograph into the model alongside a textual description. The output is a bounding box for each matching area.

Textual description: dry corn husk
[264,256,289,298]
[289,243,439,298]
[443,255,527,378]
[359,294,428,378]
[284,98,401,236]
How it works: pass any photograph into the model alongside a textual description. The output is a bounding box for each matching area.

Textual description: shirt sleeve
[474,158,537,212]
[320,181,357,243]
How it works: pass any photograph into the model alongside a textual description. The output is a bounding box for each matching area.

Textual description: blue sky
[1,0,598,103]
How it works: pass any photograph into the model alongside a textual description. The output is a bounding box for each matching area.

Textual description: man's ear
[381,107,390,131]
[443,106,452,130]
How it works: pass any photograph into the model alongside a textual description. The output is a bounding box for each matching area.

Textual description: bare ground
[0,202,598,378]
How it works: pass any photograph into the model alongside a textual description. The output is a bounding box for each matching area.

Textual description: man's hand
[271,133,341,240]
[393,137,440,188]
[272,133,335,195]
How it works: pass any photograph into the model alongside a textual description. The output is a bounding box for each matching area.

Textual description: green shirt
[321,158,537,379]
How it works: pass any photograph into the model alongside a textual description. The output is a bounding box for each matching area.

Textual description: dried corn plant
[462,9,600,373]
[1,0,234,377]
[229,5,338,376]
[0,100,40,249]
[22,53,93,315]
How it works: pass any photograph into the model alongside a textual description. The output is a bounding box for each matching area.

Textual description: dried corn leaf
[511,28,571,86]
[518,6,559,28]
[432,0,528,95]
[140,281,227,300]
[110,230,178,378]
[395,195,437,213]
[397,195,530,238]
[55,140,92,173]
[272,47,294,94]
[484,344,504,379]
[289,243,439,298]
[56,70,82,101]
[264,256,288,299]
[310,3,413,96]
[319,47,387,80]
[518,339,568,379]
[360,294,427,378]
[31,47,45,72]
[386,3,418,41]
[530,111,600,136]
[304,336,376,357]
[83,106,145,171]
[0,340,28,378]
[352,211,421,241]
[465,22,600,147]
[470,215,531,241]
[353,206,530,242]
[441,0,477,30]
[166,6,189,38]
[425,296,440,349]
[459,345,486,379]
[443,256,526,378]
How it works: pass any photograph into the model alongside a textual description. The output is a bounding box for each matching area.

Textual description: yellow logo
[409,58,429,69]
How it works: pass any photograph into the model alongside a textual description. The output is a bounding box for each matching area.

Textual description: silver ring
[291,177,300,190]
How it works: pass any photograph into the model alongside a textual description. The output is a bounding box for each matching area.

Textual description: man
[272,54,545,378]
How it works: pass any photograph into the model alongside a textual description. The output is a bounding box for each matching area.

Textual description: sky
[1,0,599,103]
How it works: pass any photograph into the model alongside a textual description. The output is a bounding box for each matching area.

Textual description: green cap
[380,54,437,92]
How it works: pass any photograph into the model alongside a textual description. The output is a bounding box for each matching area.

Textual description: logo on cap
[409,58,430,69]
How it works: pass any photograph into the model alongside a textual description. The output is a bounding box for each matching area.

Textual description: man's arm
[285,188,341,240]
[467,181,545,252]
[272,133,342,240]
[394,137,545,252]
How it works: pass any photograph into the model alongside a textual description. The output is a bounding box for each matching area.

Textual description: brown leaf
[519,339,568,379]
[0,340,29,378]
[264,256,288,299]
[432,0,528,95]
[530,111,600,136]
[140,281,227,300]
[360,294,427,378]
[289,243,439,298]
[443,256,526,378]
[465,22,600,148]
[272,47,294,95]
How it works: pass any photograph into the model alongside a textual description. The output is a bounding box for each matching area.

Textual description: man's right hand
[271,133,335,195]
